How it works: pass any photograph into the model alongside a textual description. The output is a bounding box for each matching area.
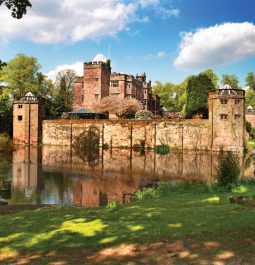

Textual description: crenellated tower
[74,60,111,109]
[208,84,245,152]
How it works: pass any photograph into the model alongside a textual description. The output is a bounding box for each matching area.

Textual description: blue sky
[1,0,255,86]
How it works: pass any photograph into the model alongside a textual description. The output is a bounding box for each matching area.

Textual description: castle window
[220,114,228,120]
[127,82,132,88]
[81,95,84,101]
[235,114,241,119]
[18,104,23,109]
[95,94,99,99]
[94,78,99,81]
[220,99,228,104]
[235,99,241,105]
[18,115,23,121]
[126,94,132,99]
[110,93,119,96]
[111,80,119,87]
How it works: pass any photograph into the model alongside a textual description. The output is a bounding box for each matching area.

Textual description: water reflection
[0,146,253,207]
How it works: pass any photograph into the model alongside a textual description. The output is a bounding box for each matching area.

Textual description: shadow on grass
[0,190,255,265]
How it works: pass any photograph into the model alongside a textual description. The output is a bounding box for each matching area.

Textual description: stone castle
[13,76,245,153]
[74,60,160,114]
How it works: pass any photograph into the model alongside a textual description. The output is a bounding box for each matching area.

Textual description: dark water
[0,146,254,207]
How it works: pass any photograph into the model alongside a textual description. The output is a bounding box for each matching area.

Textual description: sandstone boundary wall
[42,119,243,152]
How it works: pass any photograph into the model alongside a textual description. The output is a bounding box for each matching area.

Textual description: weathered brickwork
[208,89,245,152]
[74,60,160,114]
[74,61,111,109]
[13,93,44,145]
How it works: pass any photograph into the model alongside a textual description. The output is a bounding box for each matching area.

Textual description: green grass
[1,184,255,264]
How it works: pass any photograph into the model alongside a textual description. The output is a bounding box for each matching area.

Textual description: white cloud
[138,0,160,7]
[93,53,108,62]
[174,22,255,70]
[156,7,180,19]
[46,61,83,81]
[157,51,166,58]
[0,0,137,44]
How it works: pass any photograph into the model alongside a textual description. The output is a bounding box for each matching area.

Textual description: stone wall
[42,119,213,151]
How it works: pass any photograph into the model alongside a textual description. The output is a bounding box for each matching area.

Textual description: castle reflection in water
[3,146,252,207]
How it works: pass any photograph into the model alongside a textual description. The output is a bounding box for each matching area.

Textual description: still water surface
[0,146,254,207]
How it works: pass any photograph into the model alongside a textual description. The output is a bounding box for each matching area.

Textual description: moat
[0,146,254,207]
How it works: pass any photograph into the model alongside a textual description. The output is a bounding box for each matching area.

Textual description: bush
[106,200,119,210]
[135,188,161,201]
[155,144,170,155]
[135,110,154,120]
[0,133,13,153]
[217,151,240,188]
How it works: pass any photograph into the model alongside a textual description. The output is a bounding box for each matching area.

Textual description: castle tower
[74,60,111,109]
[208,84,245,152]
[13,92,44,145]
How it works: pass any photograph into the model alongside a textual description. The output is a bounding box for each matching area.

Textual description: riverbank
[1,183,255,265]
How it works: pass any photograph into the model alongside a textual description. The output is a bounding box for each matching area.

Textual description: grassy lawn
[0,184,255,265]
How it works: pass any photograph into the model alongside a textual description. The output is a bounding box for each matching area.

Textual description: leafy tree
[186,73,214,118]
[152,80,186,112]
[0,0,31,19]
[201,69,218,88]
[245,87,255,109]
[221,74,239,89]
[245,72,255,90]
[0,53,41,99]
[54,69,76,113]
[0,53,56,123]
[94,97,142,118]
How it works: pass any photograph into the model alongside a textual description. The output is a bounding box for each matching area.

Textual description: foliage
[185,73,214,118]
[0,53,53,99]
[155,144,170,155]
[94,97,142,118]
[152,80,187,112]
[245,87,255,108]
[0,133,13,152]
[53,69,76,114]
[221,74,240,89]
[135,110,153,120]
[0,60,6,70]
[245,72,255,90]
[0,0,31,19]
[106,200,119,210]
[201,69,218,87]
[135,187,161,200]
[73,126,100,166]
[217,151,240,188]
[245,121,255,139]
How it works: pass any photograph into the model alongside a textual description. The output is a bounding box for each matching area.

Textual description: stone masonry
[74,60,160,114]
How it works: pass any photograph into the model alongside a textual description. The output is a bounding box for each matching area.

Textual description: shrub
[106,200,119,210]
[135,110,154,120]
[217,151,240,188]
[0,133,13,153]
[135,188,161,201]
[155,144,170,155]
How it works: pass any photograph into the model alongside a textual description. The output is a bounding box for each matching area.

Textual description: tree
[51,69,77,116]
[94,97,142,118]
[0,53,41,99]
[0,53,56,123]
[0,0,31,19]
[201,69,218,88]
[152,80,186,112]
[221,74,239,89]
[186,73,214,118]
[245,72,255,90]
